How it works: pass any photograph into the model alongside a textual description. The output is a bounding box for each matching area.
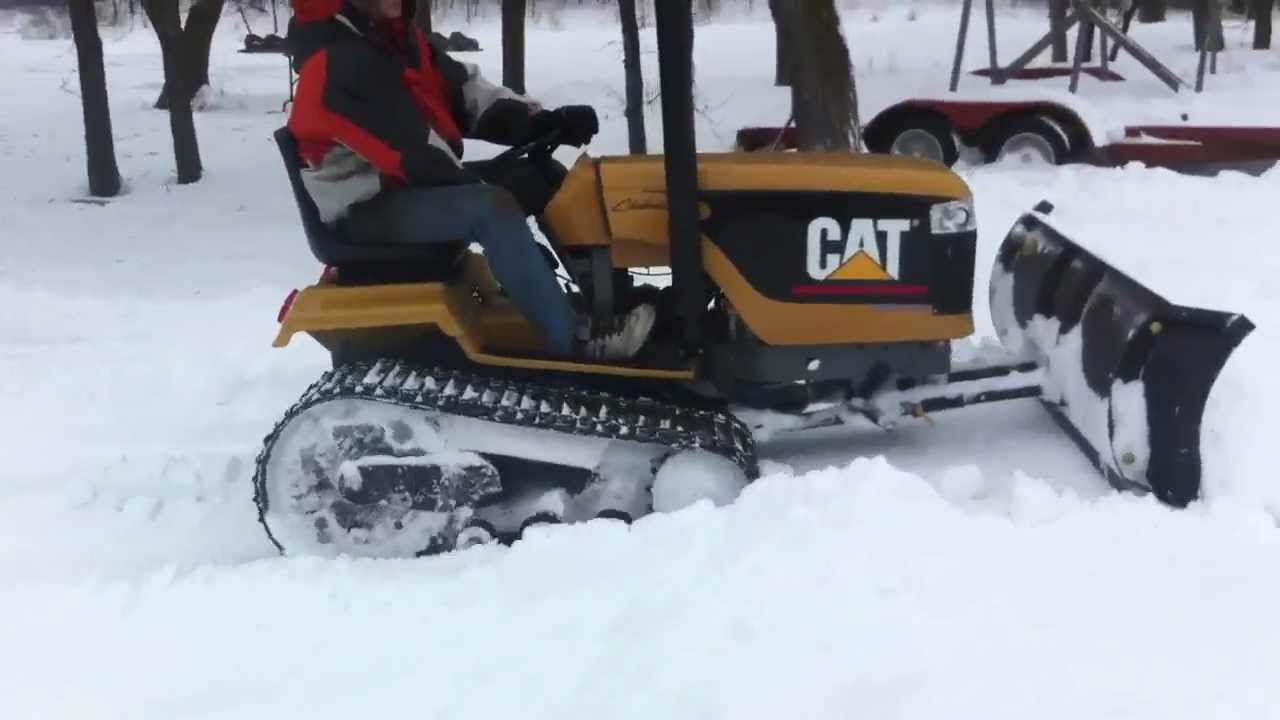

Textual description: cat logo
[805,217,911,282]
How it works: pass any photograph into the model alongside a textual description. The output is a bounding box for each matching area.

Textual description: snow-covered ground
[3,4,1280,717]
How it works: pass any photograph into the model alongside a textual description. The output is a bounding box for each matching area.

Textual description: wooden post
[1100,24,1109,74]
[1069,10,1091,93]
[1074,0,1186,92]
[1110,1,1138,62]
[984,0,1002,83]
[501,0,526,95]
[1003,11,1081,78]
[949,0,974,92]
[618,0,646,154]
[1050,0,1069,62]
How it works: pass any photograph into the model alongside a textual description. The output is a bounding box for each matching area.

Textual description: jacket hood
[287,0,421,70]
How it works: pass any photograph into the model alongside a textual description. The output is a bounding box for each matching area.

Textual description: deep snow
[3,4,1280,718]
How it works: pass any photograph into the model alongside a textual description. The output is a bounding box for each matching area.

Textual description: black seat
[273,127,466,284]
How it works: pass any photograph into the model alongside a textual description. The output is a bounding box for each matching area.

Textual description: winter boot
[578,304,657,361]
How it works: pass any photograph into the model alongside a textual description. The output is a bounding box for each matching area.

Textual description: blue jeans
[338,182,577,355]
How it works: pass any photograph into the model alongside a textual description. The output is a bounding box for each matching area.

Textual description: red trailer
[737,99,1280,176]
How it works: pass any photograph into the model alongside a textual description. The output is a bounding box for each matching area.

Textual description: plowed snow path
[3,7,1280,718]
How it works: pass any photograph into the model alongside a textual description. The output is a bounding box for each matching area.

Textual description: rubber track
[252,359,758,552]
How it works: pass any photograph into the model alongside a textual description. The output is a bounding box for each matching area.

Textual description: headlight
[931,199,976,235]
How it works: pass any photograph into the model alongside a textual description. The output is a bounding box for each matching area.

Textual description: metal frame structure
[949,0,1198,94]
[653,1,705,349]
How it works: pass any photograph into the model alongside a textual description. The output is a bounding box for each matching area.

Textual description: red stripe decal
[791,284,930,297]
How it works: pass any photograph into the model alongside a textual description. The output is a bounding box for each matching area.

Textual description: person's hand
[528,105,599,147]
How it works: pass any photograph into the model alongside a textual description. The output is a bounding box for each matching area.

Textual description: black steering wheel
[471,128,564,171]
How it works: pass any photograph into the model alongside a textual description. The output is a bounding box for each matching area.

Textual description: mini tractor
[256,3,1253,557]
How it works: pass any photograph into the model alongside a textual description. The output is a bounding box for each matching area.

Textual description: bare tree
[1139,0,1167,22]
[769,0,860,151]
[68,0,122,197]
[415,0,432,33]
[772,0,792,86]
[618,0,646,154]
[770,0,798,126]
[501,0,526,94]
[1255,0,1275,48]
[147,0,225,110]
[1193,0,1226,51]
[144,0,213,183]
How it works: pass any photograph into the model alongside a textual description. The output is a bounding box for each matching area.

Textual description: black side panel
[701,190,975,313]
[706,341,950,401]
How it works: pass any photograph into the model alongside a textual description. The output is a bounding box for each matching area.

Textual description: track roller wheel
[455,519,498,550]
[651,451,749,513]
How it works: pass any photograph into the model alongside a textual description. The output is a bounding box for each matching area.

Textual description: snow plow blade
[990,205,1254,506]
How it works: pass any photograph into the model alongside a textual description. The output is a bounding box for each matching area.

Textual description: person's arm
[288,45,479,186]
[422,34,544,146]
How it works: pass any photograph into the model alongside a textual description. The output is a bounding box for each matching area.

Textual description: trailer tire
[982,114,1071,166]
[875,113,959,167]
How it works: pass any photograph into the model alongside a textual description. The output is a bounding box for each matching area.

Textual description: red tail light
[277,289,299,323]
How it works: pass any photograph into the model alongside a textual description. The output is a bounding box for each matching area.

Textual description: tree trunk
[1255,0,1274,48]
[769,0,859,151]
[153,0,224,109]
[501,0,526,95]
[769,0,798,126]
[1193,0,1206,47]
[771,0,791,86]
[1193,0,1226,51]
[415,0,432,34]
[1049,0,1069,63]
[1139,0,1167,22]
[618,0,646,154]
[144,0,203,184]
[68,0,122,197]
[1209,0,1226,50]
[1230,0,1248,15]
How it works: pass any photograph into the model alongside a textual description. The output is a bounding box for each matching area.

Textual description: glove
[528,105,599,147]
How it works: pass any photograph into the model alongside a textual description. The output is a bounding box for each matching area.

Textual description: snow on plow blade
[990,205,1254,507]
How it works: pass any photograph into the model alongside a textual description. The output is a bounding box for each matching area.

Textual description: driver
[286,0,655,361]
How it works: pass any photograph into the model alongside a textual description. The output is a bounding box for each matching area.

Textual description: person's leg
[338,184,578,356]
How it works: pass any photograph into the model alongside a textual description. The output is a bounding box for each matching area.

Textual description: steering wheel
[471,128,564,171]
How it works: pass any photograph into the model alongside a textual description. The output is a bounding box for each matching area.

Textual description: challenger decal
[795,217,927,298]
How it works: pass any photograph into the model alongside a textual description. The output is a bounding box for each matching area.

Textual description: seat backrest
[274,126,468,282]
[274,126,346,266]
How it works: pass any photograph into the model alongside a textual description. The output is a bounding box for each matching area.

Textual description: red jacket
[286,4,541,222]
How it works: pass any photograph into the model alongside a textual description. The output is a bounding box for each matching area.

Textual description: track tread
[252,359,758,554]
